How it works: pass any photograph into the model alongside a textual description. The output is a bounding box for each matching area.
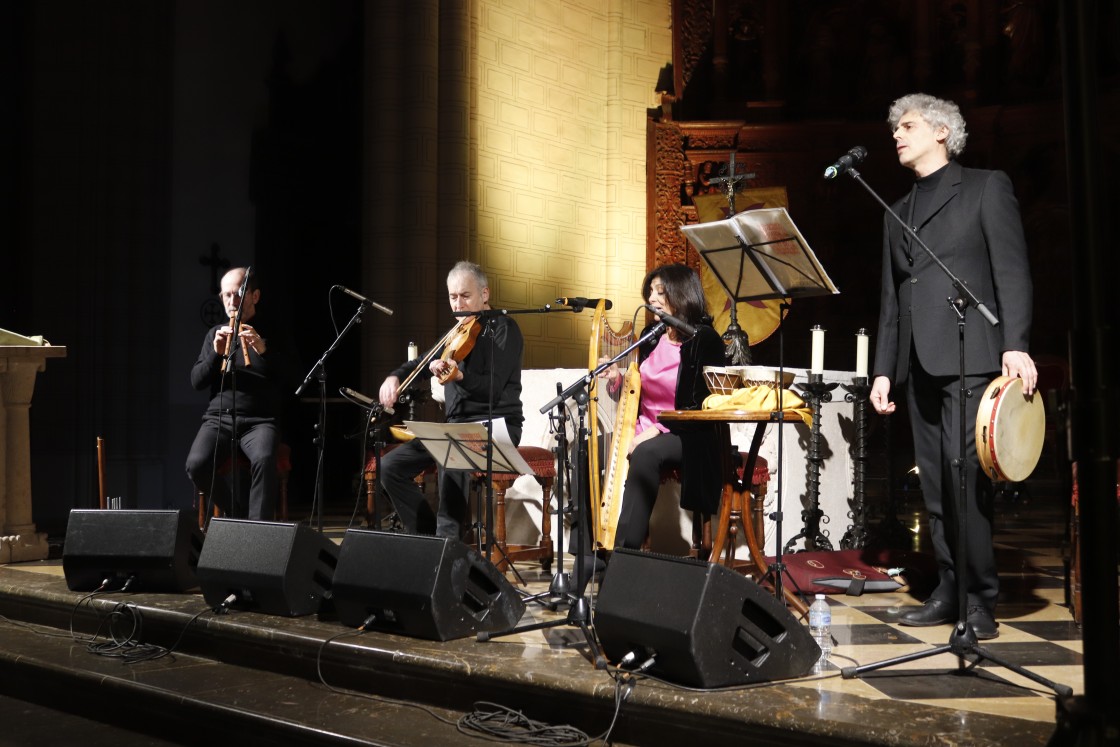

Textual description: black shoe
[967,605,999,640]
[898,599,957,627]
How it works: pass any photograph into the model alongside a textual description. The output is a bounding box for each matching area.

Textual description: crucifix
[199,242,231,294]
[705,152,756,365]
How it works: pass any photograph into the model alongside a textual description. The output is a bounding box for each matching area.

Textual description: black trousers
[380,424,522,540]
[907,358,998,612]
[614,432,683,550]
[186,414,279,521]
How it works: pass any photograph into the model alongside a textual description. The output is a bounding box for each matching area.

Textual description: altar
[1,331,67,563]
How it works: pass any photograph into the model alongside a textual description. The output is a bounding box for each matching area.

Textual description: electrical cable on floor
[62,583,221,664]
[314,625,606,745]
[314,625,461,727]
[457,701,592,746]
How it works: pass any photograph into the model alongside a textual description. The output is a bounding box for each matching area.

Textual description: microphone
[340,387,376,407]
[644,304,697,338]
[555,297,613,311]
[238,266,252,298]
[334,286,394,316]
[342,386,394,415]
[823,146,868,180]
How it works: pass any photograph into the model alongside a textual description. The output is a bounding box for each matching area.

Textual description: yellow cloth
[703,386,814,427]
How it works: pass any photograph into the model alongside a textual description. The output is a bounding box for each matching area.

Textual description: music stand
[404,418,534,571]
[681,208,838,608]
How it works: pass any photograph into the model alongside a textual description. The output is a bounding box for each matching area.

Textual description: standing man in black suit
[869,93,1037,640]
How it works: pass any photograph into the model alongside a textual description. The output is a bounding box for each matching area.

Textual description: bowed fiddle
[392,315,480,405]
[434,316,480,383]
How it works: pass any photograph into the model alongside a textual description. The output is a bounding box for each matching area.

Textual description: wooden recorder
[220,313,251,372]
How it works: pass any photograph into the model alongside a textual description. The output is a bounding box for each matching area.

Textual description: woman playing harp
[588,298,637,551]
[600,264,726,550]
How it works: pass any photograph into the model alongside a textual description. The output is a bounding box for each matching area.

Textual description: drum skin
[975,375,1045,483]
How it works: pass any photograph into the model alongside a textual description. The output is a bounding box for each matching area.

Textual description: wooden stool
[690,455,769,561]
[710,454,770,564]
[470,445,556,575]
[196,443,291,528]
[635,457,769,558]
[363,445,435,526]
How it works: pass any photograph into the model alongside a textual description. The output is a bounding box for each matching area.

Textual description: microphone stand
[295,302,369,532]
[452,305,576,593]
[836,166,1071,698]
[213,291,249,522]
[481,320,668,669]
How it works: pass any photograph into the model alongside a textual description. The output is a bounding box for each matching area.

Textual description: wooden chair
[637,455,769,561]
[196,443,292,528]
[470,445,556,575]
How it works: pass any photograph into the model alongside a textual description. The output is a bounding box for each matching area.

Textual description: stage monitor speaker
[62,509,203,592]
[196,518,338,617]
[331,529,525,641]
[594,549,819,688]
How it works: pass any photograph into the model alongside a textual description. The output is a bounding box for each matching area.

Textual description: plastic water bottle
[808,594,832,667]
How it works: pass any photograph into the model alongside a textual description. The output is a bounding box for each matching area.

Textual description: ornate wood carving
[672,0,712,98]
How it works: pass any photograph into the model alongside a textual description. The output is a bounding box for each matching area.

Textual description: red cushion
[220,443,291,475]
[473,445,555,480]
[737,455,769,485]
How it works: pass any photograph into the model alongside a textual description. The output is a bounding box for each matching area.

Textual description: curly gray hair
[887,93,968,159]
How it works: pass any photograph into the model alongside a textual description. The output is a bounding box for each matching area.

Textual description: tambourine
[975,375,1045,483]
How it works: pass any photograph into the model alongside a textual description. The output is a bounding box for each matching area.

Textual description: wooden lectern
[1,329,66,564]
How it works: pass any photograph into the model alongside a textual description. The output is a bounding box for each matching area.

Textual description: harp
[587,301,639,550]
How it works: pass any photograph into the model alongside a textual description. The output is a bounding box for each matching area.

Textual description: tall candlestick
[855,328,869,378]
[810,325,825,374]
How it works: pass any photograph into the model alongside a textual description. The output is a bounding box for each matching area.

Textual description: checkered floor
[505,484,1084,726]
[775,491,1083,723]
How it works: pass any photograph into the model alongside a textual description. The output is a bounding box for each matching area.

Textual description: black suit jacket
[872,161,1033,384]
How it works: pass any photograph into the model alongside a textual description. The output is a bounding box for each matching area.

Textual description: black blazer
[872,161,1033,384]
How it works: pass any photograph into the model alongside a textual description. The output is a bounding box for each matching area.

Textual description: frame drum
[975,375,1045,482]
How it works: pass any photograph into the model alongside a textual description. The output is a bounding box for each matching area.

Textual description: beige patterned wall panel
[473,0,670,368]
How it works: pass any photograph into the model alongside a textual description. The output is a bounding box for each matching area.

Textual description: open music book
[403,417,534,475]
[681,207,839,301]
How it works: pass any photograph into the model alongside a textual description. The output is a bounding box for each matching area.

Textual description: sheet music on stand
[404,418,534,476]
[681,207,839,301]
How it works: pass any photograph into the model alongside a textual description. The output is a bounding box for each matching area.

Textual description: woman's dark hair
[641,263,710,324]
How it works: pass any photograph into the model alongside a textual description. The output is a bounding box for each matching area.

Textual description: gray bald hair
[448,260,488,289]
[888,93,968,159]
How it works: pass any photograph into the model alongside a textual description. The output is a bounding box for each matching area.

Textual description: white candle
[810,325,825,374]
[855,329,869,378]
[408,341,419,361]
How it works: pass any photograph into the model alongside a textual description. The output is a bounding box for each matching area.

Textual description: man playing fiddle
[378,261,524,539]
